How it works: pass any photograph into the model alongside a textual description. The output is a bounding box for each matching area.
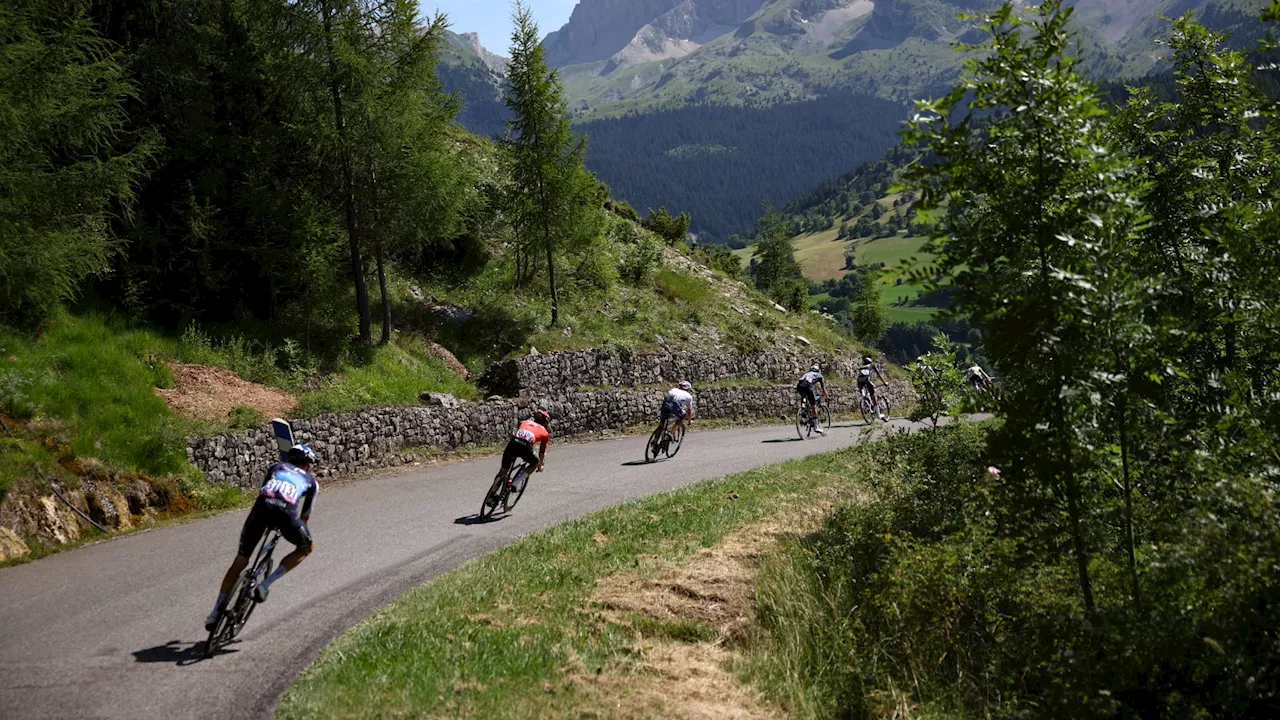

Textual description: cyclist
[205,444,318,631]
[796,364,829,435]
[497,409,550,491]
[656,380,695,439]
[967,363,993,393]
[858,355,889,422]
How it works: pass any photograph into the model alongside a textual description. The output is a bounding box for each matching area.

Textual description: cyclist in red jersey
[496,410,550,487]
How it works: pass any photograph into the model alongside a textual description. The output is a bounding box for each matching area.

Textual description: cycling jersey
[258,462,318,518]
[798,370,824,387]
[663,388,693,414]
[858,362,878,387]
[969,365,987,379]
[513,419,550,452]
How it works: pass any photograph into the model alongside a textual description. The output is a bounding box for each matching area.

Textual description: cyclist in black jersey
[205,444,318,631]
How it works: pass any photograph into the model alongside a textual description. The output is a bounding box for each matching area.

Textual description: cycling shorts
[857,375,875,390]
[502,437,539,471]
[238,499,311,558]
[796,382,818,407]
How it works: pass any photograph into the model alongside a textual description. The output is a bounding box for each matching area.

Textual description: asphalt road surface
[0,418,922,719]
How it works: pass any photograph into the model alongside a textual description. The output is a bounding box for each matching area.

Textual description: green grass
[278,446,878,719]
[0,312,199,480]
[654,268,712,306]
[294,336,478,417]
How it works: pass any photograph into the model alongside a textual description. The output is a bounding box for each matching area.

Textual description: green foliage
[907,333,965,428]
[740,0,1280,714]
[751,211,804,308]
[0,0,157,325]
[641,206,690,245]
[502,1,605,327]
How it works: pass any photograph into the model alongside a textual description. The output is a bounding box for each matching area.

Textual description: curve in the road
[0,418,917,720]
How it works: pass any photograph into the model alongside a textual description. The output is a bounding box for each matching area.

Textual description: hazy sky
[430,1,578,53]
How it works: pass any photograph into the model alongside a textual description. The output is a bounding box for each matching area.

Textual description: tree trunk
[375,234,391,345]
[322,0,372,346]
[1119,396,1141,609]
[370,169,391,346]
[544,221,559,326]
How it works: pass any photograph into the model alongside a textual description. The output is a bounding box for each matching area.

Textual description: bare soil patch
[156,363,296,422]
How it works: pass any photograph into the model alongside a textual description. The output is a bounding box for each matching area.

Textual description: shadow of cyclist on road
[133,639,225,666]
[454,513,504,526]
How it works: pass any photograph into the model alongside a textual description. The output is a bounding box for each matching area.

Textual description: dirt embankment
[156,363,296,422]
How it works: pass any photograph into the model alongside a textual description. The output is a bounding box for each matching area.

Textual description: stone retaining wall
[189,382,915,488]
[479,349,868,397]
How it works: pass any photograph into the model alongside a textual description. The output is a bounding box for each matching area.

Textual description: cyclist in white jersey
[796,364,829,434]
[858,355,888,422]
[968,363,993,392]
[658,381,694,435]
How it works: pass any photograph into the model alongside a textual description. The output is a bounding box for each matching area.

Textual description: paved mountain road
[0,418,916,719]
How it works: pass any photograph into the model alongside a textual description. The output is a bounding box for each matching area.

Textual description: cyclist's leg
[207,506,264,625]
[255,510,313,601]
[497,440,521,482]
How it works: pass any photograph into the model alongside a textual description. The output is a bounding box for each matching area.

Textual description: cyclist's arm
[819,380,830,398]
[300,483,316,523]
[537,437,548,470]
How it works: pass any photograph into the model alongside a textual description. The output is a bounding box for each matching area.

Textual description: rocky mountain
[539,0,1270,115]
[441,31,509,137]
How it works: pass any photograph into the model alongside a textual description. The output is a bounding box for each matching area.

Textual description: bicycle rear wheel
[505,465,530,513]
[480,474,506,519]
[665,425,685,458]
[796,403,807,440]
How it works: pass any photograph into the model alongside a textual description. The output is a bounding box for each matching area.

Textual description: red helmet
[533,409,551,427]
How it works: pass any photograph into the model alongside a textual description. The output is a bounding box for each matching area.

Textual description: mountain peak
[449,30,509,76]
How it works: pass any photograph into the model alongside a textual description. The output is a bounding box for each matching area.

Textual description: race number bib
[515,428,537,443]
[263,477,301,503]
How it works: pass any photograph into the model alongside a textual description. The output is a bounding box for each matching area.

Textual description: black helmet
[287,444,317,467]
[533,409,551,427]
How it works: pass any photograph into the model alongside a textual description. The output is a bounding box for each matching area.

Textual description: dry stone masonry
[480,348,868,397]
[189,381,914,489]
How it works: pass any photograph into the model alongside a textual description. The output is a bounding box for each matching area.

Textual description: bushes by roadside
[749,423,1280,718]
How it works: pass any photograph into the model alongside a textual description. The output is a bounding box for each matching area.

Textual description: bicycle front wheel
[666,425,685,458]
[505,467,530,512]
[860,394,873,424]
[878,392,893,421]
[819,404,832,432]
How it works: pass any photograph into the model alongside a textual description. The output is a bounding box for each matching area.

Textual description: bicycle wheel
[878,392,893,420]
[480,474,506,519]
[665,425,685,458]
[859,393,873,424]
[505,465,530,513]
[795,403,807,440]
[233,556,272,634]
[819,404,832,432]
[644,426,664,463]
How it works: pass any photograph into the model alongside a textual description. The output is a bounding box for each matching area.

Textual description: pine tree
[0,0,156,325]
[502,0,594,326]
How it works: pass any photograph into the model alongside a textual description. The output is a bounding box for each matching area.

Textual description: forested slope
[578,94,906,241]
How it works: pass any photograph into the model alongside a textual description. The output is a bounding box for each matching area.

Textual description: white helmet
[679,380,692,391]
[810,364,821,373]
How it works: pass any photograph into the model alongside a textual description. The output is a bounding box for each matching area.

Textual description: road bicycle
[644,419,686,463]
[480,459,534,519]
[859,384,892,424]
[795,396,831,440]
[204,529,280,657]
